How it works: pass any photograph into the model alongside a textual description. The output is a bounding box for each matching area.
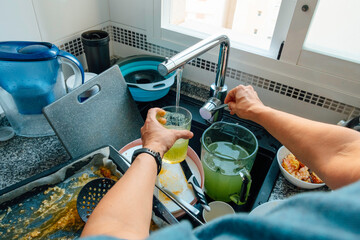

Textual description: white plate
[249,200,284,216]
[119,138,204,218]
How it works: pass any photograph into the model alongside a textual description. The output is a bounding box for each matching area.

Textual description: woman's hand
[81,108,193,239]
[141,108,194,157]
[224,85,266,120]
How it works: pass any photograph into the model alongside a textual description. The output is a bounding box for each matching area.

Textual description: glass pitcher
[201,122,258,205]
[0,41,84,137]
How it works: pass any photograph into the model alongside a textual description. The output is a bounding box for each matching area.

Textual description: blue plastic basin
[117,55,176,102]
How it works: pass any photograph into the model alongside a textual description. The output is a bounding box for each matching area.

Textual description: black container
[81,30,110,74]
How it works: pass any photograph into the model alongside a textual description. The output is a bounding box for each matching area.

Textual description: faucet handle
[200,97,228,120]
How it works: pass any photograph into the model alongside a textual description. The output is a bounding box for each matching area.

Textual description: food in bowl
[282,153,323,184]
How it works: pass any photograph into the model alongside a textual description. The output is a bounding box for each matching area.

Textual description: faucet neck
[158,35,230,86]
[214,39,230,89]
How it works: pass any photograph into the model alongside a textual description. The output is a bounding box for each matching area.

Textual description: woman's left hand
[141,107,194,157]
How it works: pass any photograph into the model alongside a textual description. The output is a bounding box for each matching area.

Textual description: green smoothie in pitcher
[203,141,251,202]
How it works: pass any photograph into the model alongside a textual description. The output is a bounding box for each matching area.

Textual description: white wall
[33,0,110,42]
[0,0,41,41]
[109,0,146,29]
[0,0,110,43]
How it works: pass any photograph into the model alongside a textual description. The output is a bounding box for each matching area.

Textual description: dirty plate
[119,138,204,218]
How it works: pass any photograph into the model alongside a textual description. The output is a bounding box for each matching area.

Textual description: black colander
[76,178,116,222]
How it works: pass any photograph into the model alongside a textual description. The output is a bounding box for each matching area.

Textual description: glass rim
[161,105,192,126]
[201,122,258,161]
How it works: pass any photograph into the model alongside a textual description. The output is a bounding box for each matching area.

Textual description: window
[163,0,288,57]
[146,0,360,105]
[303,0,360,64]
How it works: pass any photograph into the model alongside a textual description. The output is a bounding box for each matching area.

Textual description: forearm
[252,106,360,189]
[81,153,158,239]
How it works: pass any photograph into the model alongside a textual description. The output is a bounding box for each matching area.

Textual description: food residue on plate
[158,164,185,202]
[282,153,323,184]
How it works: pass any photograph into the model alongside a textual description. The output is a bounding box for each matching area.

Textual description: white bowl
[277,146,326,189]
[66,72,97,92]
[202,201,235,223]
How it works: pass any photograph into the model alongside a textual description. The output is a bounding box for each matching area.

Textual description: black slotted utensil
[77,178,116,222]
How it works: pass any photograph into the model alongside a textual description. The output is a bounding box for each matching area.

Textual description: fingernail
[158,118,166,125]
[159,110,166,116]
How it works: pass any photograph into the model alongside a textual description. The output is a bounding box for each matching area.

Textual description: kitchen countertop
[0,117,70,189]
[0,78,329,203]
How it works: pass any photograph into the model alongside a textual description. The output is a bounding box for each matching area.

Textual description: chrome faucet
[158,34,230,122]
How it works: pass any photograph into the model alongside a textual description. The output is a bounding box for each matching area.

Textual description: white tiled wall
[0,0,41,41]
[109,0,146,30]
[0,0,110,43]
[32,0,110,42]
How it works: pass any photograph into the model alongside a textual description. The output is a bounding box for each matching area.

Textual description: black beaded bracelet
[131,148,162,175]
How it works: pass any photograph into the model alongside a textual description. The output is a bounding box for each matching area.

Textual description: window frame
[145,0,360,106]
[280,0,360,82]
[148,0,296,58]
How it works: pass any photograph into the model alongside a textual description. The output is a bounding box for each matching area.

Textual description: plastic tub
[117,55,176,102]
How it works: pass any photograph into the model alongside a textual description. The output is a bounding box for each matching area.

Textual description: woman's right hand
[224,85,266,120]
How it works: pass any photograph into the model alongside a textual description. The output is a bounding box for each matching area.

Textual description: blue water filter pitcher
[0,41,84,137]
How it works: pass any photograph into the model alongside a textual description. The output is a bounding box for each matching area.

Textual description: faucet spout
[158,34,230,122]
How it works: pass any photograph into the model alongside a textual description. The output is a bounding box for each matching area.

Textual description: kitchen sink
[136,91,282,222]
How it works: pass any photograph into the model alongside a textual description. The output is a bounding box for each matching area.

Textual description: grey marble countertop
[0,117,70,190]
[0,78,329,204]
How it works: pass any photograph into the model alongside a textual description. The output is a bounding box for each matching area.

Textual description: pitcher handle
[58,50,85,91]
[229,168,252,205]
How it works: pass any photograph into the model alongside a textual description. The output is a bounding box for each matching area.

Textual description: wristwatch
[131,148,162,175]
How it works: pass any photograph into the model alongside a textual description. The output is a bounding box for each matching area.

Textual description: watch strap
[131,148,162,175]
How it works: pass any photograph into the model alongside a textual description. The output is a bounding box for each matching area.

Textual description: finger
[157,117,167,125]
[224,89,236,104]
[157,109,166,117]
[147,108,159,119]
[173,130,194,140]
[148,108,165,122]
[155,109,167,125]
[148,107,164,116]
[227,102,235,111]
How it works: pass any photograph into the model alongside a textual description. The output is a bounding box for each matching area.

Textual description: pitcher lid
[0,41,59,61]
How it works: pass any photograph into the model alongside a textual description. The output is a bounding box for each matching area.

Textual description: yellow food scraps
[0,166,120,239]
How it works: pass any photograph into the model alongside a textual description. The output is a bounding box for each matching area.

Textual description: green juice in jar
[162,125,189,164]
[163,138,189,164]
[203,141,250,202]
